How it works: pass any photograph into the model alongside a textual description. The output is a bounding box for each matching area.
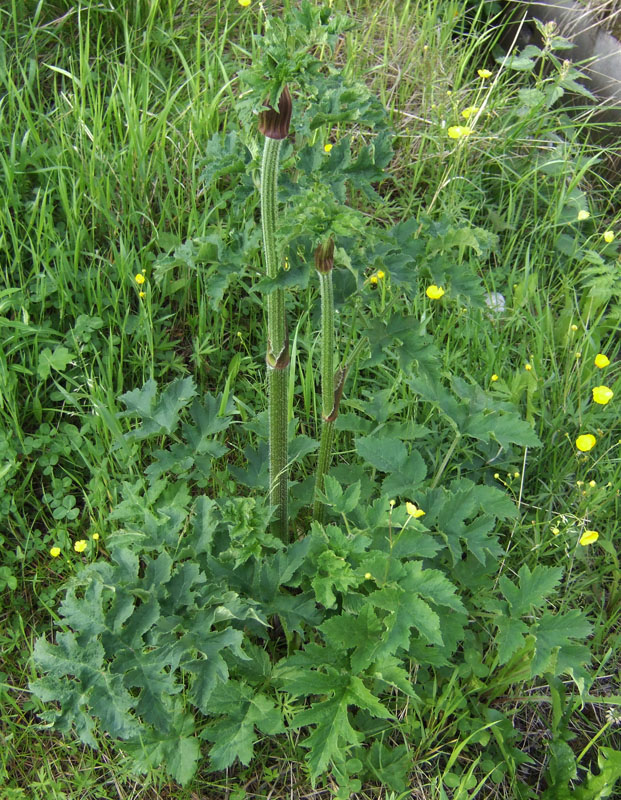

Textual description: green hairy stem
[261,136,289,541]
[313,266,336,521]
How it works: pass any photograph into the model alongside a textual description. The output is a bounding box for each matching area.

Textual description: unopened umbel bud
[258,85,292,140]
[314,238,334,273]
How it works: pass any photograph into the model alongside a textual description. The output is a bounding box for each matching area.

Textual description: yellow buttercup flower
[577,210,590,221]
[50,546,61,558]
[579,530,599,546]
[447,125,472,139]
[74,540,87,553]
[461,106,480,120]
[491,374,499,382]
[594,354,610,368]
[405,501,426,518]
[376,270,385,280]
[139,291,145,298]
[477,68,493,79]
[92,533,100,540]
[369,275,378,285]
[426,285,445,299]
[238,0,251,6]
[603,231,615,243]
[323,143,333,153]
[525,363,532,371]
[135,273,146,285]
[592,385,614,405]
[551,527,560,536]
[364,572,372,580]
[575,434,596,452]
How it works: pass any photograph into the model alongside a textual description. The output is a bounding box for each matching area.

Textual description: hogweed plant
[29,3,620,796]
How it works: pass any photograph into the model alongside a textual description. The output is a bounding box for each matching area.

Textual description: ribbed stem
[313,269,336,521]
[319,271,334,417]
[313,419,335,520]
[261,136,289,541]
[313,334,368,521]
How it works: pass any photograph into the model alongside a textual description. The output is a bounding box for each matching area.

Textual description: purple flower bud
[258,85,292,140]
[314,238,334,273]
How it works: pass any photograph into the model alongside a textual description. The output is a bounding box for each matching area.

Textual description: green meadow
[1,1,620,798]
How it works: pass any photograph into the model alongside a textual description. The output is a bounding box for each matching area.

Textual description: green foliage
[3,1,616,797]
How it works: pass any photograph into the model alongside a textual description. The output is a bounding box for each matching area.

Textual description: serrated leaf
[165,736,201,787]
[289,433,320,462]
[404,561,465,613]
[118,377,197,441]
[279,666,345,697]
[546,739,577,789]
[354,436,407,473]
[571,747,621,800]
[114,646,179,732]
[123,596,160,648]
[143,551,173,592]
[190,495,217,555]
[204,683,284,770]
[290,670,392,780]
[89,673,141,739]
[371,586,443,651]
[200,131,247,188]
[347,675,392,719]
[531,610,592,677]
[319,605,384,672]
[371,656,417,696]
[381,450,427,497]
[364,316,440,380]
[293,689,362,778]
[229,442,269,489]
[389,528,443,559]
[500,564,564,618]
[496,615,529,664]
[311,549,358,609]
[184,394,233,444]
[463,410,541,448]
[364,741,411,792]
[33,632,104,682]
[186,628,244,710]
[320,475,361,515]
[59,583,108,640]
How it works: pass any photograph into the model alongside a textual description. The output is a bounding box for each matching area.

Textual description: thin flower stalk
[312,242,367,520]
[313,239,335,520]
